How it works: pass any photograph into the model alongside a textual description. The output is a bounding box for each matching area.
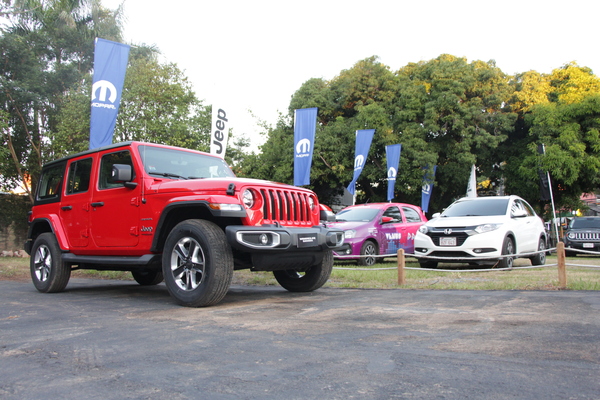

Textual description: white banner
[466,164,477,198]
[210,107,229,158]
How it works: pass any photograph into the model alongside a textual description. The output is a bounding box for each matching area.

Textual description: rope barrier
[331,242,599,288]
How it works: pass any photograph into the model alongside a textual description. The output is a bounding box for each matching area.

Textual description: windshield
[138,145,235,179]
[335,207,379,222]
[442,198,509,217]
[570,218,600,229]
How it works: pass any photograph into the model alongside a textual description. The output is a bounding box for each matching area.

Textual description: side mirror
[381,216,394,224]
[111,164,137,188]
[431,212,441,219]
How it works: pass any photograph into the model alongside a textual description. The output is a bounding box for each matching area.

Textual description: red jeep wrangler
[25,142,344,306]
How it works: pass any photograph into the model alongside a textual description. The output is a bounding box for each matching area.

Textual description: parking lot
[1,278,599,399]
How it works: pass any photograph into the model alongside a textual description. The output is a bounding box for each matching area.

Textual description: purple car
[328,203,428,266]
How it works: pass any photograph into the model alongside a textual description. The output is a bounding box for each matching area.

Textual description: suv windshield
[335,207,379,222]
[570,218,600,229]
[138,145,235,179]
[442,198,509,217]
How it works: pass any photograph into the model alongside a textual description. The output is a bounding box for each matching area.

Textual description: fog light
[345,249,352,255]
[260,234,268,245]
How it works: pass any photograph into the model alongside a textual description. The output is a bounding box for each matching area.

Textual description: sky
[102,0,600,151]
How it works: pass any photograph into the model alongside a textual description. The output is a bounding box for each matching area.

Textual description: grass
[2,255,598,291]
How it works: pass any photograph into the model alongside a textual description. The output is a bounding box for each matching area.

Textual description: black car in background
[564,216,600,256]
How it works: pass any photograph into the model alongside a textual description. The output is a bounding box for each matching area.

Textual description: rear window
[36,162,66,203]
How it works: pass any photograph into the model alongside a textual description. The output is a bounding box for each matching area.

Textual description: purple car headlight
[344,229,356,239]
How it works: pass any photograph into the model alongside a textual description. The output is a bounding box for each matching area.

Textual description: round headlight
[308,196,315,210]
[567,232,575,239]
[242,189,255,209]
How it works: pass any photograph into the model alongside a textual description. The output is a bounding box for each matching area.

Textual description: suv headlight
[418,225,429,234]
[474,223,501,234]
[567,232,575,239]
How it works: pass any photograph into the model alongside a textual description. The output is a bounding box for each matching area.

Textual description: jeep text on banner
[210,107,229,158]
[386,144,401,201]
[293,108,318,186]
[346,129,375,195]
[89,38,130,150]
[421,165,436,213]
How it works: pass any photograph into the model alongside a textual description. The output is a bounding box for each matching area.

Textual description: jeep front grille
[260,188,313,226]
[571,232,600,241]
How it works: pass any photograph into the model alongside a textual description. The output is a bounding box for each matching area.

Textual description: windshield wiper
[149,172,188,180]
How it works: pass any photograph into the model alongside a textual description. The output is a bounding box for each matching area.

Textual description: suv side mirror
[111,164,137,188]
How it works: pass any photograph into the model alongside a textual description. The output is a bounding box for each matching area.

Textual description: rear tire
[530,237,547,266]
[273,250,333,292]
[132,269,164,285]
[162,220,233,307]
[30,233,71,293]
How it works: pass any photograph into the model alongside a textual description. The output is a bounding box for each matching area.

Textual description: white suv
[414,196,547,268]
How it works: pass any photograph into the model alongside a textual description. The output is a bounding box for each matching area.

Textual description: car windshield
[441,198,509,217]
[335,207,379,222]
[138,145,235,179]
[570,218,600,229]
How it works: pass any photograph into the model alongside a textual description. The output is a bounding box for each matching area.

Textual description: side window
[402,206,423,223]
[66,158,93,195]
[36,162,66,202]
[99,150,134,190]
[519,200,535,217]
[383,206,402,223]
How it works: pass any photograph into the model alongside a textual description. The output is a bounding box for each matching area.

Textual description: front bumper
[414,232,502,262]
[225,224,344,271]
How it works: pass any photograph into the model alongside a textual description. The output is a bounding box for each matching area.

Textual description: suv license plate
[440,237,457,246]
[583,243,594,248]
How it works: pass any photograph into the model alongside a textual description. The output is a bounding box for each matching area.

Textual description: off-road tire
[132,269,164,285]
[162,219,233,307]
[30,233,71,293]
[273,250,333,292]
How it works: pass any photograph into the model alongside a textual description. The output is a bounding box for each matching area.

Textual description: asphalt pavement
[1,278,599,400]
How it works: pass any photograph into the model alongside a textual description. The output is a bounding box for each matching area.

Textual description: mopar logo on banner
[296,138,311,158]
[421,165,437,213]
[387,167,397,180]
[89,38,130,150]
[386,144,401,201]
[354,155,365,170]
[293,108,318,186]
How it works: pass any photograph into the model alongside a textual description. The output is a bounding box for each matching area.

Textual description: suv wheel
[162,220,233,307]
[498,237,515,269]
[530,237,547,266]
[273,250,333,292]
[30,233,71,293]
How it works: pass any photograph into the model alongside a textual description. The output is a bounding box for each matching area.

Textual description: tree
[1,0,123,200]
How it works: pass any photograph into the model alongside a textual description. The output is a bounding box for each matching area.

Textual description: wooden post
[557,241,567,288]
[397,249,405,285]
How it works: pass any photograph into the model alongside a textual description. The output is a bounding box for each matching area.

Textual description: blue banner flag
[386,144,401,201]
[346,129,375,195]
[89,38,130,149]
[421,165,437,213]
[293,108,318,186]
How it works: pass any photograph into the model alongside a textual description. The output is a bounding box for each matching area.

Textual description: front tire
[162,220,233,307]
[530,237,547,266]
[273,250,333,292]
[358,240,378,266]
[30,233,71,293]
[498,237,515,269]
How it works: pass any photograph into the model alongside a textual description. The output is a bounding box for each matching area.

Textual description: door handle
[91,202,104,207]
[61,205,72,211]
